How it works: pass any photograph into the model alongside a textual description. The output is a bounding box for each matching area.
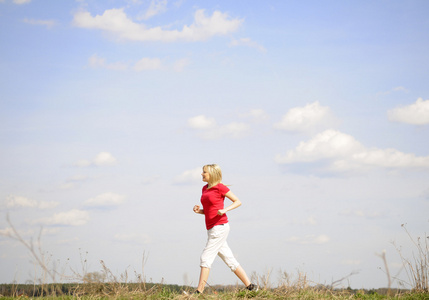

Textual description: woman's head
[202,164,222,186]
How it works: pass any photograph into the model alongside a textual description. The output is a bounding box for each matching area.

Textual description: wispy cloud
[230,37,266,53]
[13,0,31,4]
[388,98,429,125]
[22,18,56,28]
[74,152,117,168]
[4,195,59,210]
[88,54,188,72]
[84,192,126,207]
[138,0,167,20]
[187,115,249,139]
[88,54,128,70]
[73,8,242,42]
[174,167,201,184]
[36,209,90,226]
[134,57,162,71]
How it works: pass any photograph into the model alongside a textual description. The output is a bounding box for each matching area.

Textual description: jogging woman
[193,164,257,294]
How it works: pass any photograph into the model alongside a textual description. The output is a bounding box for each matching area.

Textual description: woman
[193,164,257,294]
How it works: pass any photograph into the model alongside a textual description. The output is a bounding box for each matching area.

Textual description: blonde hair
[203,164,222,186]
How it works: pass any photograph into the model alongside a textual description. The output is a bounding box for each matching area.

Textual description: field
[0,282,428,299]
[1,219,428,299]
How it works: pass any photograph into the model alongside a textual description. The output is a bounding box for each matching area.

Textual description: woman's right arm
[193,205,204,214]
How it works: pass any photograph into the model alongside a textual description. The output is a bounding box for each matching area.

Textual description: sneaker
[246,283,258,291]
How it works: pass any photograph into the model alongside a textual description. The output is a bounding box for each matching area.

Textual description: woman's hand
[217,209,227,216]
[193,205,203,214]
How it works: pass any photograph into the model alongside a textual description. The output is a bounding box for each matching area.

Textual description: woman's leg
[233,265,251,287]
[197,267,210,293]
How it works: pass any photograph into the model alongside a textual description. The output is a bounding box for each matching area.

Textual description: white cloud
[134,57,162,71]
[73,8,242,42]
[139,0,167,20]
[94,152,117,166]
[276,130,364,163]
[84,192,126,207]
[88,54,128,70]
[230,37,266,53]
[188,115,216,130]
[22,18,56,28]
[6,195,37,208]
[286,234,330,245]
[60,175,88,190]
[241,109,269,123]
[376,86,409,97]
[74,152,117,168]
[38,209,90,226]
[5,195,59,210]
[274,101,336,133]
[388,98,429,125]
[174,167,202,184]
[187,115,249,139]
[0,227,14,237]
[276,129,429,172]
[13,0,31,4]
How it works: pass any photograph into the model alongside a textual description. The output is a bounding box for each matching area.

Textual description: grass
[1,216,428,299]
[1,283,428,299]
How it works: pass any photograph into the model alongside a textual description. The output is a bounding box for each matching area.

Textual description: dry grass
[1,216,429,299]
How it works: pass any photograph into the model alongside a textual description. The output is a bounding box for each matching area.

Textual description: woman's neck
[207,182,220,189]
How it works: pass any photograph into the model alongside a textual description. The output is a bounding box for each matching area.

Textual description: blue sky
[1,0,429,289]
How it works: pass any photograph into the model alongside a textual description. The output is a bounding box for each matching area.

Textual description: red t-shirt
[201,183,229,230]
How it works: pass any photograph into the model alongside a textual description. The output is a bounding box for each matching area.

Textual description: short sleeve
[218,184,230,196]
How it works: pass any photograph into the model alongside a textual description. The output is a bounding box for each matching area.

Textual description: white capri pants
[200,223,240,271]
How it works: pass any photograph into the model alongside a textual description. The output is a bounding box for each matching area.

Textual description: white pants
[200,223,240,271]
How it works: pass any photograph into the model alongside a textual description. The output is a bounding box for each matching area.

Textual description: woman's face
[201,167,210,183]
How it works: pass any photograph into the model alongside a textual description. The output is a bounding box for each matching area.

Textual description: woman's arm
[217,191,241,216]
[193,205,204,214]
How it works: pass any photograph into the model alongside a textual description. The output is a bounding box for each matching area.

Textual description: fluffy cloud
[73,8,242,42]
[276,129,429,172]
[388,98,429,125]
[187,115,249,139]
[276,130,364,163]
[38,209,90,226]
[74,152,117,167]
[174,167,202,184]
[5,195,59,210]
[274,101,336,132]
[84,192,126,207]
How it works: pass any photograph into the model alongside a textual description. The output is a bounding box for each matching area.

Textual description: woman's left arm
[217,191,242,216]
